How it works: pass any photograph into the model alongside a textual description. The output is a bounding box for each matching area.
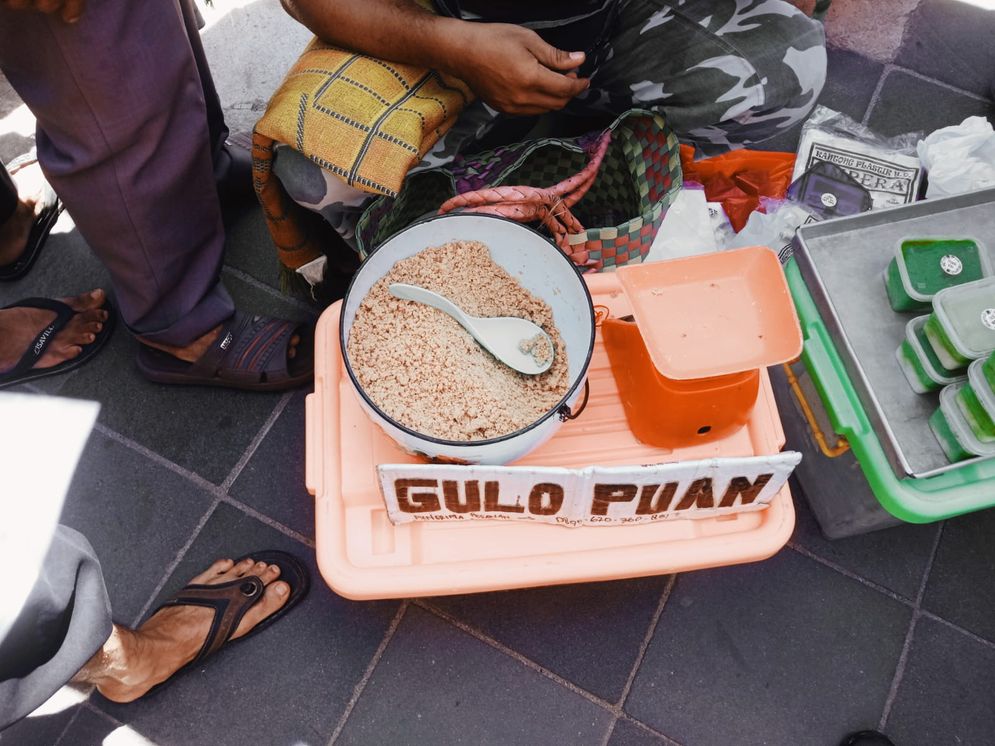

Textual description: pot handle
[558,380,591,422]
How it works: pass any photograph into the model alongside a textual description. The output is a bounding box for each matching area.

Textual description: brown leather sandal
[141,550,310,693]
[136,312,314,391]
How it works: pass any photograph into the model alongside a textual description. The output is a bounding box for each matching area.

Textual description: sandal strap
[0,297,74,379]
[159,575,265,664]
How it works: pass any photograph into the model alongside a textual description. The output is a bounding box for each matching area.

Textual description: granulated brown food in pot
[346,241,570,441]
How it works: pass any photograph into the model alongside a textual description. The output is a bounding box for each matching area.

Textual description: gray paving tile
[221,209,285,292]
[52,707,118,746]
[0,703,78,746]
[229,391,313,538]
[95,503,398,746]
[791,491,938,600]
[337,605,613,746]
[55,273,312,485]
[820,49,887,123]
[429,576,668,703]
[867,69,993,139]
[896,0,995,100]
[625,550,912,746]
[60,430,215,624]
[923,512,995,643]
[752,48,884,154]
[887,616,995,745]
[608,718,670,746]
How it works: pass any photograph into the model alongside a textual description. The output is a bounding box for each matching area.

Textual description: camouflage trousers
[273,0,827,255]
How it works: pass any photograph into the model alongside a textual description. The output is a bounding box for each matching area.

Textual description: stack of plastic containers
[896,316,965,394]
[921,278,995,461]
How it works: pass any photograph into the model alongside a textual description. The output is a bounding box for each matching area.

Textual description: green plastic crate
[787,259,995,524]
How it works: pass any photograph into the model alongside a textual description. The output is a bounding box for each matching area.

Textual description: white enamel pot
[340,213,596,465]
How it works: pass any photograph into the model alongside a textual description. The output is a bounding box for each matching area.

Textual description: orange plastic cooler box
[307,273,795,600]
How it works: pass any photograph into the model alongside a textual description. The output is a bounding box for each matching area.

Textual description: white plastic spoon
[388,283,554,375]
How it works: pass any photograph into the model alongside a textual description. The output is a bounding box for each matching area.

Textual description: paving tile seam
[220,264,320,317]
[786,541,914,606]
[92,419,313,548]
[618,576,676,704]
[417,597,684,745]
[860,64,892,127]
[220,390,294,491]
[92,422,223,494]
[887,63,995,103]
[129,499,223,628]
[49,705,85,746]
[415,598,649,726]
[327,600,410,746]
[918,610,995,653]
[622,714,685,746]
[219,494,315,548]
[878,523,944,731]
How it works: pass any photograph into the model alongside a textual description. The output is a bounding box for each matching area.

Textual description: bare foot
[0,161,52,267]
[90,557,291,703]
[140,322,301,363]
[0,289,107,372]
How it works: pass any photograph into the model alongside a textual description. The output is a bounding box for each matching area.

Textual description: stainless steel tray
[793,187,995,479]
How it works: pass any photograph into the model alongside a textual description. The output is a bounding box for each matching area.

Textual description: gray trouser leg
[0,526,112,731]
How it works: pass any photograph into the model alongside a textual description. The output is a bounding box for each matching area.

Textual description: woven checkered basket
[355,109,683,271]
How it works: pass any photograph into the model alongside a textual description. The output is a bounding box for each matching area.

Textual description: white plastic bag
[645,187,721,262]
[918,117,995,199]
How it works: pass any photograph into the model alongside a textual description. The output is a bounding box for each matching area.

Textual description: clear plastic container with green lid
[931,382,995,462]
[983,350,995,392]
[924,277,995,370]
[896,315,965,394]
[955,358,995,442]
[885,238,989,312]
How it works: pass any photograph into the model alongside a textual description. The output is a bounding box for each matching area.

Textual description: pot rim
[340,213,596,448]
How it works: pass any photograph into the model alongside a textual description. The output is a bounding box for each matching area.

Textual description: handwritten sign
[378,453,800,527]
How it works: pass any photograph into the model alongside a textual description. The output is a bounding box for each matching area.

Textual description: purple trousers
[0,0,234,345]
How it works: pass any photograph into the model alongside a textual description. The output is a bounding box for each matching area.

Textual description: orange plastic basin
[603,316,760,448]
[616,245,802,380]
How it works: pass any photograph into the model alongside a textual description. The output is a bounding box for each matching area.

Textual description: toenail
[275,583,288,596]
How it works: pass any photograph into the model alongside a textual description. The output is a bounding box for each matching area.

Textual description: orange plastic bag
[679,145,796,232]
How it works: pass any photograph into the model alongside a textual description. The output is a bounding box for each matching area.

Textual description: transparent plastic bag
[793,106,924,210]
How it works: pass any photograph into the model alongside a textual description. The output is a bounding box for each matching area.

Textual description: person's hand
[458,23,589,116]
[0,0,85,23]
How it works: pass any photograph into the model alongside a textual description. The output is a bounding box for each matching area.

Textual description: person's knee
[706,10,827,147]
[750,11,828,127]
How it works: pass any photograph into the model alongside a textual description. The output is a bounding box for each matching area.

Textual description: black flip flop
[0,198,64,282]
[0,296,116,390]
[139,550,310,696]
